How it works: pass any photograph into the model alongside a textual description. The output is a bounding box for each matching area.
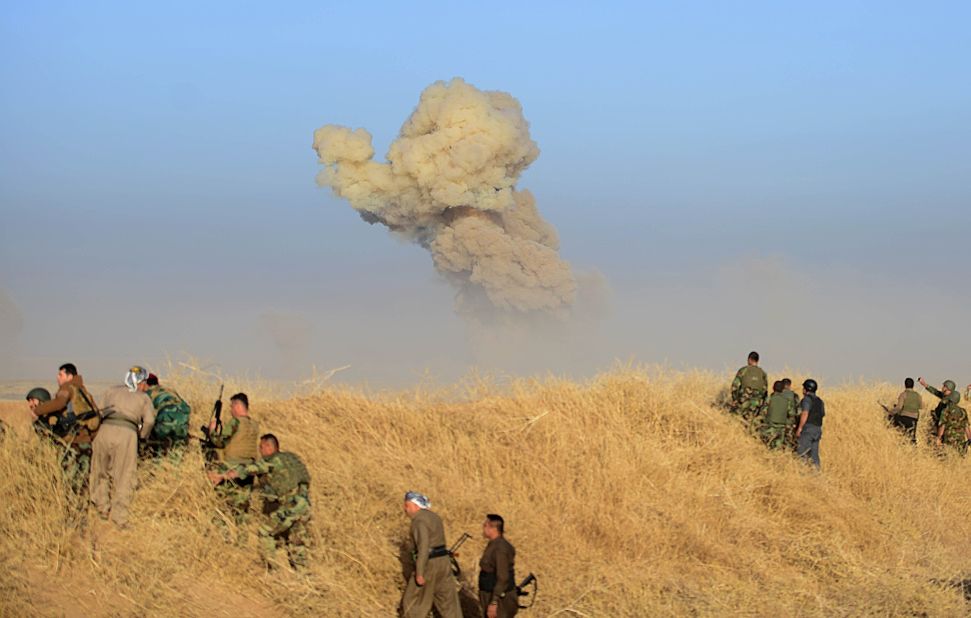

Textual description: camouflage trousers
[730,390,766,433]
[760,423,791,450]
[215,476,254,526]
[64,442,93,494]
[260,489,311,569]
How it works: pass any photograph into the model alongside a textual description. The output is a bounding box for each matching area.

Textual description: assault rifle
[448,532,472,577]
[199,385,224,463]
[877,401,894,422]
[517,572,538,610]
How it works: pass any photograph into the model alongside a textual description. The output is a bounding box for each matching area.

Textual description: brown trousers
[479,591,519,617]
[400,556,461,618]
[89,424,139,525]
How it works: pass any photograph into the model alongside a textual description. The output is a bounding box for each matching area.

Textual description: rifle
[877,401,894,422]
[448,532,472,577]
[199,385,224,463]
[516,572,538,609]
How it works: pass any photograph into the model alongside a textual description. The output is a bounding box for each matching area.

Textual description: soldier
[479,514,518,618]
[729,352,768,430]
[760,381,797,450]
[142,373,191,460]
[795,378,825,469]
[90,366,156,527]
[934,400,969,456]
[780,378,800,449]
[400,491,461,618]
[29,363,100,492]
[208,393,260,524]
[207,433,312,568]
[887,378,922,444]
[918,377,961,445]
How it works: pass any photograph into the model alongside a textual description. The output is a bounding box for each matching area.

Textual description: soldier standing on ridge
[208,433,312,568]
[209,393,260,525]
[143,373,191,461]
[729,351,768,431]
[781,378,799,450]
[479,513,518,618]
[918,377,961,446]
[887,378,922,444]
[399,491,461,618]
[795,378,825,469]
[90,366,156,527]
[761,381,797,450]
[29,362,100,492]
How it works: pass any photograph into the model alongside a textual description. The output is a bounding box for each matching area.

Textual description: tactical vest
[260,452,311,499]
[741,366,767,391]
[765,393,790,426]
[222,416,259,464]
[899,390,921,419]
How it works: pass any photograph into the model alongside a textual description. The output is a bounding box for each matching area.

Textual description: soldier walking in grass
[795,379,825,469]
[780,378,800,449]
[479,513,518,618]
[729,351,768,431]
[90,366,156,527]
[28,362,100,492]
[887,378,922,444]
[761,381,797,450]
[399,491,461,618]
[142,373,191,461]
[208,392,260,524]
[918,377,961,446]
[208,433,312,568]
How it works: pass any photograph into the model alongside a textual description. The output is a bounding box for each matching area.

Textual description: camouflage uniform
[210,416,260,525]
[143,384,191,460]
[781,389,800,450]
[938,405,969,455]
[760,392,797,450]
[230,451,312,568]
[924,384,961,447]
[729,365,768,431]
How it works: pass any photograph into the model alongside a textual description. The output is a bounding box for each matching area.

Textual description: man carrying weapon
[399,491,461,618]
[479,513,519,618]
[206,392,260,525]
[28,362,101,492]
[882,377,922,444]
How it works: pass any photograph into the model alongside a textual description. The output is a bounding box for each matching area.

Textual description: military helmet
[802,378,818,393]
[125,365,149,391]
[943,380,956,391]
[25,387,52,402]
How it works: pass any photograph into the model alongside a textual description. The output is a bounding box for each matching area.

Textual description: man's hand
[918,377,928,388]
[487,602,498,618]
[206,470,223,485]
[415,574,425,587]
[208,418,218,431]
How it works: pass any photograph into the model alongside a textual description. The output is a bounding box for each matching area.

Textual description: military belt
[102,417,140,432]
[429,545,450,559]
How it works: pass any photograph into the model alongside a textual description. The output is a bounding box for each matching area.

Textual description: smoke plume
[312,78,577,317]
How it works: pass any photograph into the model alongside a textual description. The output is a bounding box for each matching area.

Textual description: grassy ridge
[1,367,969,616]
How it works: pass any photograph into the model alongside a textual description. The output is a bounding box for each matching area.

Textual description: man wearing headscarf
[399,491,461,618]
[89,366,156,527]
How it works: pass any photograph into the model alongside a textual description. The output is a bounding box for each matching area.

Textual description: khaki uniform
[400,509,461,618]
[479,536,518,617]
[210,416,260,524]
[90,385,155,525]
[32,375,100,492]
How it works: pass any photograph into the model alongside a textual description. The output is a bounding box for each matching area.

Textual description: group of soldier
[728,351,971,468]
[13,362,526,618]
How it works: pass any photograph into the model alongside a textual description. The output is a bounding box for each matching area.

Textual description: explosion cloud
[312,78,577,317]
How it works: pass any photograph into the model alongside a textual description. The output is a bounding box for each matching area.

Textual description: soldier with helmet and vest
[208,433,311,568]
[28,363,101,492]
[142,373,191,461]
[729,351,768,430]
[795,378,825,469]
[918,377,968,455]
[888,378,923,443]
[918,377,962,446]
[90,366,156,527]
[208,392,260,525]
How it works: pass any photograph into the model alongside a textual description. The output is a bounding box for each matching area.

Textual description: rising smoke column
[312,78,577,317]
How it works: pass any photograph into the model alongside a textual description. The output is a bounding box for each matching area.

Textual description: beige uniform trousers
[89,424,139,525]
[400,556,461,618]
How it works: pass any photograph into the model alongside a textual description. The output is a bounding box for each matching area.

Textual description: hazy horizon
[2,2,970,387]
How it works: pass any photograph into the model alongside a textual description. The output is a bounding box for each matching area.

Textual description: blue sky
[2,1,969,385]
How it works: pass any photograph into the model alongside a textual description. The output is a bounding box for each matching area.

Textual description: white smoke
[312,78,577,317]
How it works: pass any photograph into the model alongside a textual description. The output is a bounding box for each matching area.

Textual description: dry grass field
[1,366,969,617]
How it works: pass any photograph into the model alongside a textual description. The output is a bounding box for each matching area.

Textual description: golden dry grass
[1,366,970,617]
